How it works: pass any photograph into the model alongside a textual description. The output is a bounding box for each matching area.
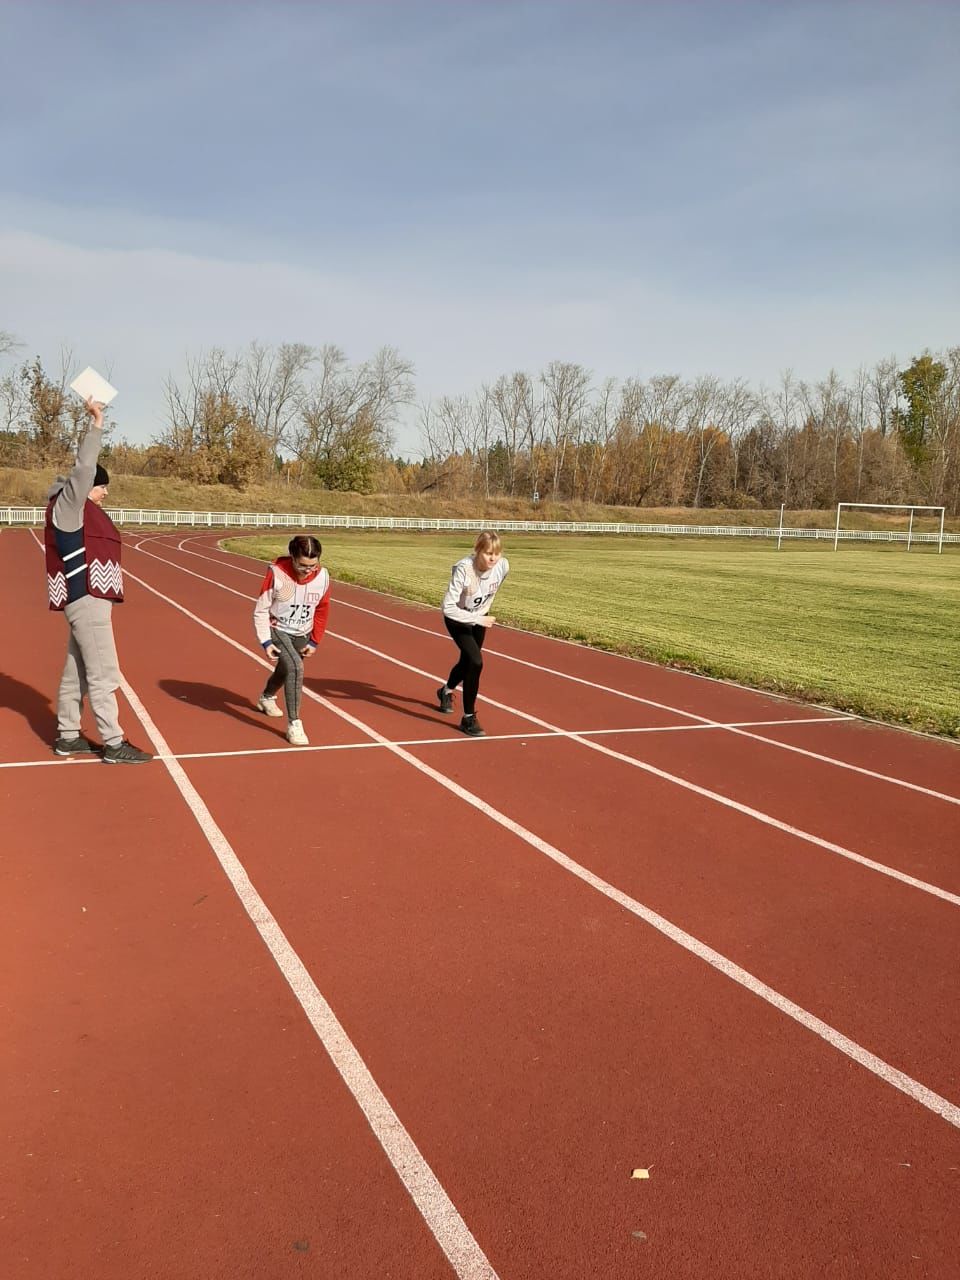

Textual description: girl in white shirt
[437,530,509,736]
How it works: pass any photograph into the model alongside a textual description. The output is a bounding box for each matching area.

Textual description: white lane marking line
[333,631,960,908]
[335,599,960,805]
[118,673,501,1280]
[0,721,875,768]
[126,541,960,908]
[174,536,960,807]
[119,554,960,1133]
[0,757,102,769]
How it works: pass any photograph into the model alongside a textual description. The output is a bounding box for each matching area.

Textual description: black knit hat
[94,464,109,488]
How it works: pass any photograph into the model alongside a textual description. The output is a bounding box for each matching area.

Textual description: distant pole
[777,503,785,551]
[938,508,945,554]
[907,508,914,551]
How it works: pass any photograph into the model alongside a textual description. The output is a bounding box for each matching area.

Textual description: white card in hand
[69,366,118,407]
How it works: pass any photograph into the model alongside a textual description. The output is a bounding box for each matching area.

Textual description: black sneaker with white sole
[437,686,454,714]
[102,741,153,765]
[459,714,485,737]
[53,735,99,756]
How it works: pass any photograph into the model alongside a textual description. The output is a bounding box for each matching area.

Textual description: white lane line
[0,756,102,769]
[173,535,960,807]
[126,541,960,908]
[0,716,873,771]
[121,677,500,1280]
[334,632,960,908]
[109,564,960,1134]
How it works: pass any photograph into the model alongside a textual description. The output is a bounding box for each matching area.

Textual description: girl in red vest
[253,535,331,745]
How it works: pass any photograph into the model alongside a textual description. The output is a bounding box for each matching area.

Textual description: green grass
[226,532,960,738]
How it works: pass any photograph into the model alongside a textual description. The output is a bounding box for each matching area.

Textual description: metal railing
[2,506,957,544]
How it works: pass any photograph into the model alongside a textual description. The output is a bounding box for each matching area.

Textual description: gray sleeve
[52,425,104,532]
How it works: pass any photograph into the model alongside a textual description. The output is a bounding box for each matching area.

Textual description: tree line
[1,329,958,513]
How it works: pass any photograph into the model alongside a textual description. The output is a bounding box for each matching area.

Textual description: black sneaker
[437,686,454,714]
[102,741,153,765]
[459,714,485,737]
[53,735,98,756]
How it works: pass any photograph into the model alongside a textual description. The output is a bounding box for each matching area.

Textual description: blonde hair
[473,530,502,556]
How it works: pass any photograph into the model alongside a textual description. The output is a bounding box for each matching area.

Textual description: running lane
[97,530,960,1275]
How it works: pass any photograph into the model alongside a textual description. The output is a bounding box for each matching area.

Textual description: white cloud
[2,218,956,457]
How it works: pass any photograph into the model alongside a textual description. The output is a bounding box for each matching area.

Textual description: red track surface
[2,528,959,1279]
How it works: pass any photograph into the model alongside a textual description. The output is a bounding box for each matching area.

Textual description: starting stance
[253,535,331,745]
[44,396,151,764]
[436,530,509,737]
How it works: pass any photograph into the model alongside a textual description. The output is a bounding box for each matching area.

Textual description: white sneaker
[286,719,309,746]
[257,695,283,717]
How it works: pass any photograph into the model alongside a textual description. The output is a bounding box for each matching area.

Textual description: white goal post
[834,503,946,553]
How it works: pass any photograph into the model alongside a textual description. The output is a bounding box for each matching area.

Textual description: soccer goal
[833,503,946,553]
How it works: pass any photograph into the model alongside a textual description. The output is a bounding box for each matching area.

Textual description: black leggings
[263,630,310,720]
[443,617,487,716]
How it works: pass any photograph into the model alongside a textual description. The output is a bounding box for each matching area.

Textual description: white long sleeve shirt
[441,556,509,623]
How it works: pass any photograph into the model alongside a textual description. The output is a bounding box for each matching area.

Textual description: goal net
[833,503,946,553]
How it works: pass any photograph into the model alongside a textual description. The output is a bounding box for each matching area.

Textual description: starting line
[0,712,857,770]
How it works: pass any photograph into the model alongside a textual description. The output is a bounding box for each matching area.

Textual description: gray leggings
[263,630,310,720]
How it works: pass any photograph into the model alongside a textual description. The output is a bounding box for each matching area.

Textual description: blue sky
[1,1,957,454]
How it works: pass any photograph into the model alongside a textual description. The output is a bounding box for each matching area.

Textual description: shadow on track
[0,672,57,745]
[157,679,287,737]
[306,677,446,728]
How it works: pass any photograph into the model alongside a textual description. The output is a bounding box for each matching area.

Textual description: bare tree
[800,370,852,505]
[541,361,590,500]
[0,330,22,361]
[241,341,315,466]
[770,370,801,506]
[684,375,754,507]
[291,345,414,490]
[358,346,416,443]
[870,356,900,439]
[581,377,619,503]
[486,371,536,496]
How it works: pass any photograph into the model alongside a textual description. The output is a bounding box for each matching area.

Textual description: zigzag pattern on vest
[89,560,123,596]
[47,572,67,607]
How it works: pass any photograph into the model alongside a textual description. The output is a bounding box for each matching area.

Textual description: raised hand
[84,395,105,428]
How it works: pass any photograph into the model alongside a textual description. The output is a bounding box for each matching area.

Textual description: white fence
[1,507,957,544]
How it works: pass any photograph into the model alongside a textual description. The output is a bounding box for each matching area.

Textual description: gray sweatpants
[57,596,124,747]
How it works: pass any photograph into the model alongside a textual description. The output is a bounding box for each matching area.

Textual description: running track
[2,528,958,1280]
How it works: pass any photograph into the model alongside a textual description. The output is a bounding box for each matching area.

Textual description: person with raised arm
[44,396,152,763]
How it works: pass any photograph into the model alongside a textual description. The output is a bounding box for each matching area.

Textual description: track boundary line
[173,535,960,807]
[93,545,960,1132]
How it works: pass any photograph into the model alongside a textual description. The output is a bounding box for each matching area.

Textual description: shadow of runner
[0,672,57,745]
[157,679,286,737]
[307,677,445,728]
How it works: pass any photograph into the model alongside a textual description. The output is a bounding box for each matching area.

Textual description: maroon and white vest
[44,500,124,610]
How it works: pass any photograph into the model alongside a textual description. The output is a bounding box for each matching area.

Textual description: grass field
[226,532,960,739]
